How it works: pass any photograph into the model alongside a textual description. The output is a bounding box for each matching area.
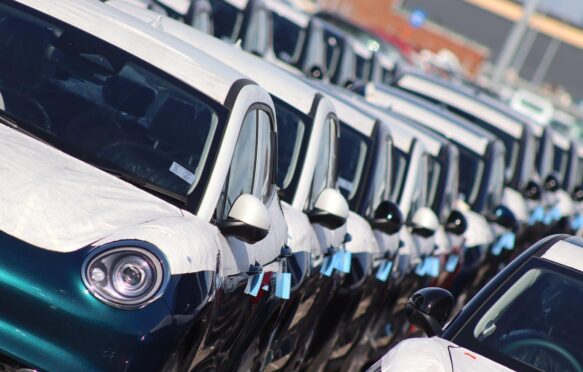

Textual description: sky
[518,0,583,26]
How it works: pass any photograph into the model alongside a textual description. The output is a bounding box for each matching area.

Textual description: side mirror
[445,210,467,236]
[307,188,349,230]
[369,200,404,235]
[406,287,454,337]
[544,173,560,192]
[411,207,439,238]
[217,194,270,244]
[524,180,542,201]
[488,205,517,230]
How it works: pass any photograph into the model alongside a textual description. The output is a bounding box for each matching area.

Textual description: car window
[455,259,583,372]
[0,4,226,206]
[309,116,337,208]
[408,154,428,220]
[272,12,305,64]
[325,32,341,78]
[274,100,306,192]
[458,148,485,207]
[255,110,273,200]
[391,146,410,204]
[337,123,367,202]
[212,0,243,42]
[370,136,392,216]
[218,108,274,219]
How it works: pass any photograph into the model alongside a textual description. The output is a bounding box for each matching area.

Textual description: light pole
[491,0,542,86]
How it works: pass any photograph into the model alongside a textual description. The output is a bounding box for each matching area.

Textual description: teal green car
[0,0,290,370]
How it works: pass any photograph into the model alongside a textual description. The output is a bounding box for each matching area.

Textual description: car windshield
[337,123,368,203]
[272,12,305,64]
[0,4,226,204]
[454,257,583,371]
[273,97,311,203]
[211,0,243,42]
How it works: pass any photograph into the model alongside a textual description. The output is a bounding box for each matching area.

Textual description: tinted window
[0,4,225,202]
[272,12,305,64]
[391,147,410,203]
[338,123,367,201]
[370,137,392,215]
[211,0,243,42]
[458,149,485,207]
[274,100,307,192]
[219,109,274,218]
[454,259,583,372]
[309,116,337,208]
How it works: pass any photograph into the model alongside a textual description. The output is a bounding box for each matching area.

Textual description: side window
[218,109,274,219]
[308,116,336,208]
[254,110,274,201]
[220,111,257,218]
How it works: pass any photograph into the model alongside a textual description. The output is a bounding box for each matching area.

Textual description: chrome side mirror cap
[217,194,270,244]
[307,188,349,230]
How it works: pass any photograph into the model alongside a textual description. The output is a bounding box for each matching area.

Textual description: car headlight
[82,245,167,309]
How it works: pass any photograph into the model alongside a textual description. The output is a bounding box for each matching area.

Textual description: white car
[370,234,583,372]
[0,0,287,370]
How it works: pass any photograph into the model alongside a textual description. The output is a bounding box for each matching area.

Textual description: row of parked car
[0,0,582,371]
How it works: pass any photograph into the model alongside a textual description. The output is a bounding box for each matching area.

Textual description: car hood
[0,125,220,274]
[370,337,513,372]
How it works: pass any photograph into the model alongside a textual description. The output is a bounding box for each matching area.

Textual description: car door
[191,107,287,371]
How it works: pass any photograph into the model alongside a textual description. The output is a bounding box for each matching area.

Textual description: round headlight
[82,246,166,309]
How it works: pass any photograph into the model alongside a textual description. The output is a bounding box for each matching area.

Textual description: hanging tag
[445,254,460,273]
[334,250,352,273]
[502,232,516,251]
[415,259,426,276]
[375,260,393,282]
[491,239,504,256]
[528,206,545,226]
[320,256,334,277]
[275,272,291,299]
[244,271,264,297]
[571,214,583,230]
[427,256,440,278]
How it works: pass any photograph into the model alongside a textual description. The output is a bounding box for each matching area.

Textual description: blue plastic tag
[571,214,583,230]
[528,206,545,225]
[275,272,291,300]
[244,271,264,297]
[375,260,393,282]
[415,259,426,276]
[491,238,504,256]
[502,232,516,251]
[334,250,352,273]
[427,256,440,278]
[320,256,334,277]
[445,254,459,273]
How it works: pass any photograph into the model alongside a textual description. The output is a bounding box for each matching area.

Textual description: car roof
[329,86,448,156]
[394,70,526,140]
[306,80,376,137]
[15,0,247,105]
[541,238,583,273]
[366,83,496,155]
[108,0,321,114]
